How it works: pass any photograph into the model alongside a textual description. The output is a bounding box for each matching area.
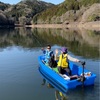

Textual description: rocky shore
[26,21,100,31]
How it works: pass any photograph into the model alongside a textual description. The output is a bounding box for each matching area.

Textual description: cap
[61,47,68,53]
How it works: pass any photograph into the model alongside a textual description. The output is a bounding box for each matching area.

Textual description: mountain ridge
[32,0,100,24]
[0,0,100,27]
[0,0,55,26]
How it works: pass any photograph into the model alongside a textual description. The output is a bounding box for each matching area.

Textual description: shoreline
[25,21,100,31]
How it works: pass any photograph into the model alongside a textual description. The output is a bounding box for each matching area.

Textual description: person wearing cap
[55,47,80,76]
[41,45,54,65]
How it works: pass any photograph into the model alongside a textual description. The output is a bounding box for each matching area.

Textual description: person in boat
[41,45,54,66]
[55,47,80,76]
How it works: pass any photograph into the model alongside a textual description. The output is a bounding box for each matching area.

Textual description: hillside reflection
[0,27,99,59]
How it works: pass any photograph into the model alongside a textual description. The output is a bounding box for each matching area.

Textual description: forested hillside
[0,0,100,26]
[0,0,54,26]
[33,0,100,24]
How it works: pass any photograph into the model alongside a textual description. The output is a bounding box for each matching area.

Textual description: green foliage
[80,0,100,6]
[88,14,100,21]
[56,6,67,16]
[64,0,80,10]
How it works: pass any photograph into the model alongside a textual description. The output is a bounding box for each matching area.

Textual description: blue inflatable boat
[38,55,96,93]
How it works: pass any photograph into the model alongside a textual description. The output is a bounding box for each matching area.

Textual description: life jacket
[44,50,53,63]
[57,54,69,68]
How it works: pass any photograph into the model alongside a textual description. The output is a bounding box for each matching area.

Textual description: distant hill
[0,1,10,11]
[0,11,14,27]
[0,0,100,26]
[0,0,54,26]
[33,0,100,24]
[0,2,14,27]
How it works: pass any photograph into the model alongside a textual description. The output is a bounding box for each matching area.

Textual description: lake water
[0,28,99,100]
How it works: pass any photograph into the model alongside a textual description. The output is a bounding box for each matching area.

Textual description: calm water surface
[0,28,99,100]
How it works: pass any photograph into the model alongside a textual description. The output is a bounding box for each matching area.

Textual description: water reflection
[0,27,99,59]
[40,78,97,100]
[55,90,68,100]
[41,79,68,100]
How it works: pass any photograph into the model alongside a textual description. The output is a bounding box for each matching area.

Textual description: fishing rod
[80,61,86,88]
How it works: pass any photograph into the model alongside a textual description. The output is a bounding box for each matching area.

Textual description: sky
[0,0,65,5]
